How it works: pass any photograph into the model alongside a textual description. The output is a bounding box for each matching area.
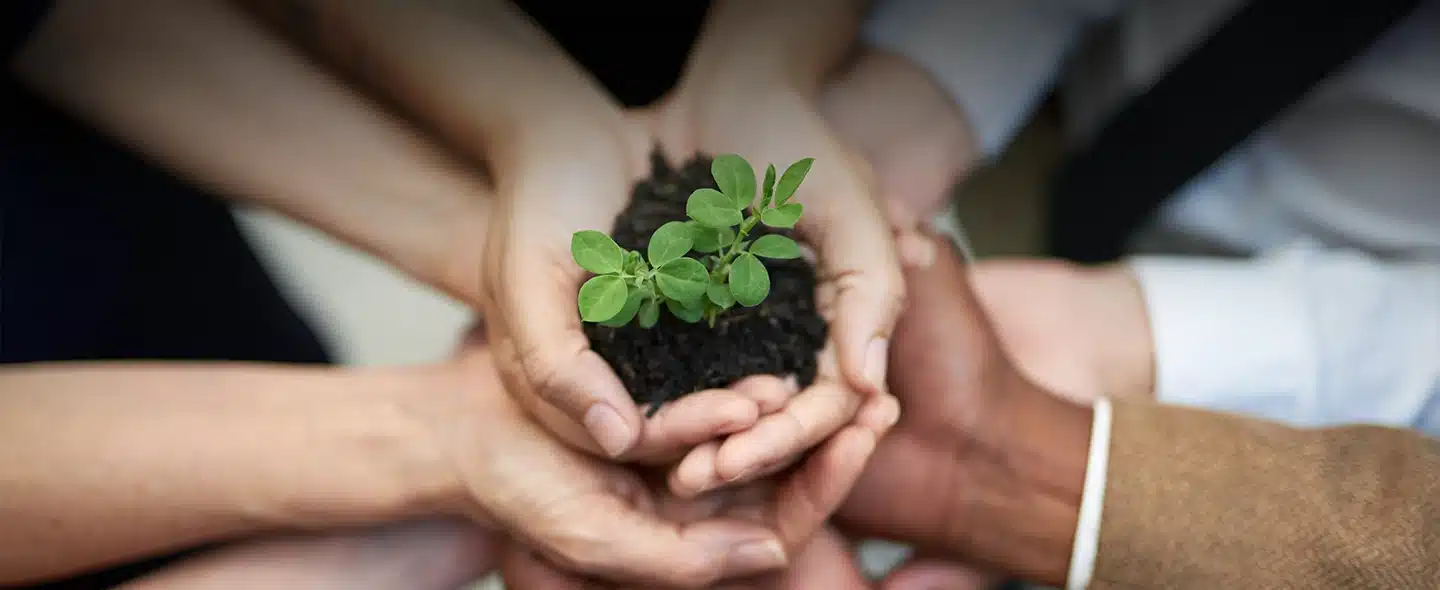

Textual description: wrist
[680,0,869,97]
[1084,263,1156,399]
[286,367,467,526]
[957,377,1090,586]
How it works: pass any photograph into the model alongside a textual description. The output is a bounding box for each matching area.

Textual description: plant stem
[716,209,761,268]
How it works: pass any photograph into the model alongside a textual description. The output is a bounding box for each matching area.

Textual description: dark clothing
[1,2,709,586]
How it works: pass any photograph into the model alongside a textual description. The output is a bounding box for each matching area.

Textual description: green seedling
[572,154,813,328]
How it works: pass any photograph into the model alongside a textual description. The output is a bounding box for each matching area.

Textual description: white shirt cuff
[1128,253,1318,419]
[1067,396,1112,590]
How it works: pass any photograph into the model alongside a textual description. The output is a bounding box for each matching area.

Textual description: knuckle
[514,334,589,405]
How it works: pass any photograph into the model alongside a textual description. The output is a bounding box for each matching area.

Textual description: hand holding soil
[642,86,906,494]
[481,113,781,466]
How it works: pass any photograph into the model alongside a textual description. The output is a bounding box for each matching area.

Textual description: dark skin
[835,227,1095,588]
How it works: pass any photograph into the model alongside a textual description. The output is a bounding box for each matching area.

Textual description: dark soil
[584,151,828,414]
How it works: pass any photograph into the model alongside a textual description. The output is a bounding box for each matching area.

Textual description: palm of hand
[483,113,791,466]
[481,91,901,588]
[639,89,903,494]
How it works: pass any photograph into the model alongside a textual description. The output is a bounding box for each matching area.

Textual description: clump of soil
[584,151,828,413]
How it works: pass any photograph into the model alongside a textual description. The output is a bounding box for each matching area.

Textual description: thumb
[496,252,641,458]
[807,177,906,396]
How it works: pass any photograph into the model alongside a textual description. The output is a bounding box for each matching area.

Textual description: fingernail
[724,539,787,574]
[864,338,889,391]
[583,404,633,457]
[782,374,801,394]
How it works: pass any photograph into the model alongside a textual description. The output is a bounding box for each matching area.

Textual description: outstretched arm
[233,0,630,172]
[0,363,454,586]
[115,520,495,590]
[12,0,492,303]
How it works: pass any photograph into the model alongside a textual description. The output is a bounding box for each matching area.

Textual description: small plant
[572,154,813,328]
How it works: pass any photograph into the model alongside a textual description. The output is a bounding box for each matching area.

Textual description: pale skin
[221,0,903,485]
[114,520,496,590]
[9,0,1090,586]
[6,0,883,586]
[0,334,888,588]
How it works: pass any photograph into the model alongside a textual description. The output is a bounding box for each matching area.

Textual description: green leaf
[689,222,736,254]
[728,253,771,307]
[748,234,802,259]
[707,282,736,309]
[774,158,814,206]
[571,230,625,275]
[712,154,757,209]
[666,298,704,323]
[655,257,709,303]
[637,297,660,328]
[600,290,644,327]
[623,250,644,273]
[577,275,629,322]
[760,203,804,229]
[760,163,777,208]
[647,221,694,267]
[687,188,744,229]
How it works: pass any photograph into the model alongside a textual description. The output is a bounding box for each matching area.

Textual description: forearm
[235,0,626,164]
[958,379,1091,586]
[0,363,454,585]
[683,0,872,94]
[13,0,491,304]
[117,520,493,590]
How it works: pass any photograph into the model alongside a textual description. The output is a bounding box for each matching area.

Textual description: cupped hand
[410,325,836,588]
[475,331,883,588]
[501,525,872,590]
[834,228,1096,588]
[644,82,906,493]
[480,104,794,463]
[499,486,877,590]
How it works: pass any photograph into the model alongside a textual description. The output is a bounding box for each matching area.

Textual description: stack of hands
[345,45,1118,590]
[6,1,1160,588]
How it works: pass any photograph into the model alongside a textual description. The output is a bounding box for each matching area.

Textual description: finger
[731,374,798,415]
[713,381,862,482]
[670,441,722,499]
[499,254,641,458]
[770,425,878,552]
[636,389,760,462]
[880,558,999,590]
[853,393,901,437]
[532,495,791,588]
[806,185,906,397]
[893,226,938,270]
